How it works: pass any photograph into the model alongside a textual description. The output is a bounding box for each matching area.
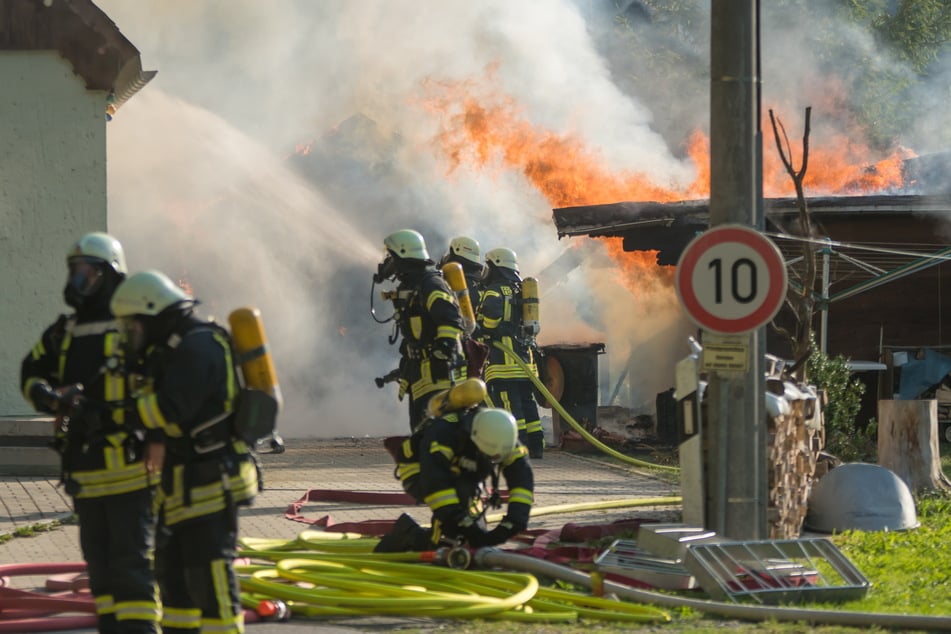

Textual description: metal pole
[707,0,767,539]
[821,238,831,354]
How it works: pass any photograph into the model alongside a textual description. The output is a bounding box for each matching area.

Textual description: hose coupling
[256,599,290,621]
[434,545,472,569]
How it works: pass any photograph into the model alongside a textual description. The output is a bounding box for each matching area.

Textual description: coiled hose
[236,539,670,624]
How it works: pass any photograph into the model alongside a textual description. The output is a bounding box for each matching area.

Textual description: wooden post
[877,400,951,494]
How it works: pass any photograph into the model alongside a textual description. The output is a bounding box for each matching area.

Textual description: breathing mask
[63,258,105,308]
[373,253,397,284]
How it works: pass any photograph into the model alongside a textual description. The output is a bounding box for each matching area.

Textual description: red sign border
[676,225,787,334]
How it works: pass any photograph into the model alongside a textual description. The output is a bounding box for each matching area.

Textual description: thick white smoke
[97,1,935,437]
[96,0,700,438]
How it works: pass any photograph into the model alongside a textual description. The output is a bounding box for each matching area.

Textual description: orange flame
[178,277,194,297]
[421,77,915,294]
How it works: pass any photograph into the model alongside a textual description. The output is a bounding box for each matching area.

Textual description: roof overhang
[0,0,156,109]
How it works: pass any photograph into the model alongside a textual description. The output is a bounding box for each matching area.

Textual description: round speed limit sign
[675,224,788,334]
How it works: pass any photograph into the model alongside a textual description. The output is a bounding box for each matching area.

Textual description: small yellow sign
[701,341,749,372]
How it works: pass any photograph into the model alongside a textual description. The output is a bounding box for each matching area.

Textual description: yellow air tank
[521,277,540,338]
[441,261,476,333]
[228,306,283,411]
[426,378,487,418]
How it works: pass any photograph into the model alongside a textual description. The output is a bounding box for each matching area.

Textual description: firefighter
[110,270,260,634]
[374,229,465,432]
[21,232,162,634]
[476,247,545,458]
[440,235,490,380]
[376,407,534,552]
[440,235,485,310]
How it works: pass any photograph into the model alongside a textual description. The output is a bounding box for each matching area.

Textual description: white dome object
[804,463,919,533]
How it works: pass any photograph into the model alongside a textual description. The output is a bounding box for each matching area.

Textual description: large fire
[422,78,914,291]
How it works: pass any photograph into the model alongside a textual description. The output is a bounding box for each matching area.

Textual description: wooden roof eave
[0,0,156,109]
[553,194,951,240]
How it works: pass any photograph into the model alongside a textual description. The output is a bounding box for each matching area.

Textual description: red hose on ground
[0,561,261,632]
[0,562,96,632]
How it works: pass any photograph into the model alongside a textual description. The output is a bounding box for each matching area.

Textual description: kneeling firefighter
[111,270,260,634]
[376,383,535,552]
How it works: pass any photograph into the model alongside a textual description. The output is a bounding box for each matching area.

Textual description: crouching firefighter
[376,381,534,553]
[110,270,261,634]
[22,232,162,634]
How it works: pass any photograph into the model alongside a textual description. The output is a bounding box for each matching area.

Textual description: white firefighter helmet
[67,232,127,275]
[110,270,193,318]
[384,229,429,261]
[449,236,481,265]
[470,408,518,460]
[485,247,519,273]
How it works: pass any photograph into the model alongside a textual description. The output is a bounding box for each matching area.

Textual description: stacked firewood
[767,396,824,539]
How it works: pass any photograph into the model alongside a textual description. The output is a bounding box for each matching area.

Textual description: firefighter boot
[527,431,544,459]
[374,513,432,552]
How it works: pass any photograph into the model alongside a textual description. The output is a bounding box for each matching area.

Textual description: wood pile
[767,397,824,539]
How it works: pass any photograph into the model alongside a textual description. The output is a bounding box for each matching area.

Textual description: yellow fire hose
[492,340,679,473]
[230,342,689,624]
[235,541,671,623]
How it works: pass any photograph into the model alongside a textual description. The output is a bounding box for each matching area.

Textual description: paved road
[0,437,680,633]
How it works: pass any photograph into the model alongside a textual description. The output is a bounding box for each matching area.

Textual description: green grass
[401,448,951,633]
[402,490,951,633]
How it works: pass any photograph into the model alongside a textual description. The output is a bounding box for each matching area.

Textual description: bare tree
[769,107,818,380]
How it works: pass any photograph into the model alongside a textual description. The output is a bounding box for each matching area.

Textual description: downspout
[820,237,831,354]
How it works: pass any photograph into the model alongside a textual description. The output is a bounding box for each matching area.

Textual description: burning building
[553,183,951,428]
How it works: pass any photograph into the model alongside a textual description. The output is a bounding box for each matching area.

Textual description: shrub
[807,346,873,462]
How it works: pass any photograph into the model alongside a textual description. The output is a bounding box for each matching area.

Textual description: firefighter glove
[484,518,517,546]
[29,382,60,414]
[29,382,84,415]
[461,522,491,548]
[431,337,458,362]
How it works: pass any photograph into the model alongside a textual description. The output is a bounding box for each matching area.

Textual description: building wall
[0,51,108,416]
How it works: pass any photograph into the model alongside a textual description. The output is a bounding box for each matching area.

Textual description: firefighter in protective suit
[21,232,162,634]
[440,236,485,310]
[110,270,259,634]
[374,229,465,432]
[376,407,534,552]
[439,235,490,380]
[476,247,545,458]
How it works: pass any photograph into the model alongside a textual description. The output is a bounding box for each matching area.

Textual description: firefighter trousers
[486,377,545,458]
[156,506,243,634]
[75,487,160,634]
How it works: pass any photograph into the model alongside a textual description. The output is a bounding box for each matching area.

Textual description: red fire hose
[0,562,264,633]
[0,562,95,633]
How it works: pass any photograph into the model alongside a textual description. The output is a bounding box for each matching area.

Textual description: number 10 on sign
[675,224,788,335]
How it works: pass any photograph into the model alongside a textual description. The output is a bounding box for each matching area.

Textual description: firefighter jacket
[461,264,484,312]
[476,274,538,382]
[393,266,465,400]
[393,408,534,535]
[128,317,259,527]
[21,303,158,499]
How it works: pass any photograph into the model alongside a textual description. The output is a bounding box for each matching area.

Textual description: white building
[0,0,153,462]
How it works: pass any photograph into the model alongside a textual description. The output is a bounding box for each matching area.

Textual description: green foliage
[852,0,951,72]
[807,347,872,461]
[607,0,951,151]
